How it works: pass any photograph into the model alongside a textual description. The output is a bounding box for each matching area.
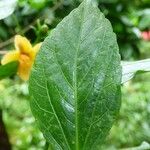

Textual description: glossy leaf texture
[0,61,19,80]
[29,0,122,149]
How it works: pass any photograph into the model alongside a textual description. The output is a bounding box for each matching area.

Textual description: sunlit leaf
[122,59,150,84]
[29,0,122,149]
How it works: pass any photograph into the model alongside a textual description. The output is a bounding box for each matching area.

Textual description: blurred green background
[0,0,150,149]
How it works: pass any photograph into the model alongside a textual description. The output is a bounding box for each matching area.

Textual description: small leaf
[121,141,150,150]
[0,0,17,20]
[29,0,122,149]
[0,61,19,80]
[139,15,150,30]
[122,59,150,84]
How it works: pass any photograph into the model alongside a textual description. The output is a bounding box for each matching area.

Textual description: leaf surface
[29,1,121,149]
[0,61,18,80]
[122,59,150,83]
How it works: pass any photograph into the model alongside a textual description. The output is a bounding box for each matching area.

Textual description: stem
[0,38,14,49]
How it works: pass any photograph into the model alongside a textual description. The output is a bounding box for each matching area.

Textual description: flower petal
[15,35,32,54]
[30,42,42,59]
[33,43,42,53]
[1,51,20,65]
[18,54,33,81]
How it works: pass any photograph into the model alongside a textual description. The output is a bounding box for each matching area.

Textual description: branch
[0,38,14,49]
[0,0,64,50]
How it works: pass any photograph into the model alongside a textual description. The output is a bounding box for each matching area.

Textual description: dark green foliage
[0,61,19,80]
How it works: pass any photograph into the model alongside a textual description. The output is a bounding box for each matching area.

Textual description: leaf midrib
[73,3,88,150]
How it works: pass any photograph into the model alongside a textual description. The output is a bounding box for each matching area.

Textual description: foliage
[102,73,150,149]
[0,0,150,149]
[0,0,150,60]
[0,79,45,150]
[0,73,150,149]
[29,1,122,149]
[96,0,150,60]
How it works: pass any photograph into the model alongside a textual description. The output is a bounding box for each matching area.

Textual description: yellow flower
[1,35,42,81]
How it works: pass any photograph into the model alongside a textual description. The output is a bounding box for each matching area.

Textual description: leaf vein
[32,96,54,115]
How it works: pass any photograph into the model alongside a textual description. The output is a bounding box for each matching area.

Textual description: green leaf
[0,0,17,20]
[29,0,47,10]
[122,59,150,84]
[29,0,122,149]
[0,61,19,80]
[139,15,150,29]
